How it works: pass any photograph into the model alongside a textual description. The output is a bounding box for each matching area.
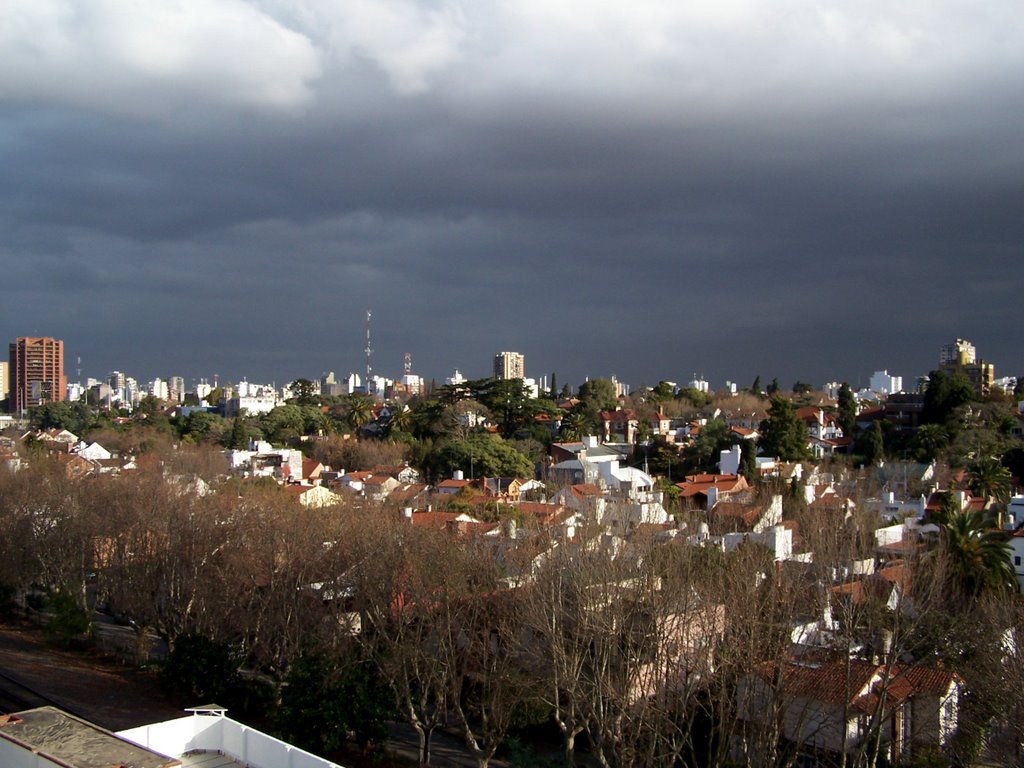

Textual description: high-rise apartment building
[940,338,977,366]
[493,351,525,380]
[9,336,67,414]
[938,338,993,396]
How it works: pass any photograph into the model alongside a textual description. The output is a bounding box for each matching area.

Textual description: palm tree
[936,508,1015,602]
[967,456,1012,510]
[386,406,412,437]
[558,411,588,443]
[344,395,373,433]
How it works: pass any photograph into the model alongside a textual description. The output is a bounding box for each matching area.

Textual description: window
[1015,556,1021,567]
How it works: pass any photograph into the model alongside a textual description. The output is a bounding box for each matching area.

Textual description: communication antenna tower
[365,310,373,385]
[76,356,81,383]
[404,352,412,376]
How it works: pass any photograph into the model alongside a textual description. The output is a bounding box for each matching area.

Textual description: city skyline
[9,331,1011,400]
[1,2,1021,387]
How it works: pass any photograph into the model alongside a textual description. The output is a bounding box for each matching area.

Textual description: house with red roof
[363,473,400,502]
[599,408,639,443]
[675,473,749,510]
[736,660,961,765]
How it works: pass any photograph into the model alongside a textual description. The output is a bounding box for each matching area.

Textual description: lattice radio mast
[365,310,373,387]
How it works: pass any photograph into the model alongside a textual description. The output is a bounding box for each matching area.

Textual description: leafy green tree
[179,410,225,443]
[685,419,735,473]
[676,387,710,408]
[428,433,533,481]
[30,401,80,432]
[44,591,91,647]
[260,404,306,444]
[289,378,318,406]
[652,381,676,402]
[857,421,885,464]
[302,406,330,436]
[792,380,813,394]
[160,633,241,703]
[477,378,533,437]
[280,650,392,754]
[750,375,761,396]
[837,382,857,436]
[641,436,685,480]
[907,423,948,463]
[222,417,251,450]
[578,378,617,412]
[922,369,975,427]
[758,396,809,461]
[766,378,780,396]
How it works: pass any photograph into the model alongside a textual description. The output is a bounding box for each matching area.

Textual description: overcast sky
[2,1,1022,392]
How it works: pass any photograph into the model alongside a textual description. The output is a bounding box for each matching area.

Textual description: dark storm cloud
[1,1,1022,389]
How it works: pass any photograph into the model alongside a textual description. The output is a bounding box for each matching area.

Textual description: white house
[73,441,112,462]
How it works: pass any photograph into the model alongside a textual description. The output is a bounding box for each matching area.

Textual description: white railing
[118,711,344,768]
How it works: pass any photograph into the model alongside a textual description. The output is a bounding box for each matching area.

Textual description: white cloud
[0,0,322,117]
[269,0,467,95]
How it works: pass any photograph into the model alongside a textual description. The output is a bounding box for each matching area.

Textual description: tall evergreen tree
[739,439,758,483]
[837,382,857,436]
[759,397,809,461]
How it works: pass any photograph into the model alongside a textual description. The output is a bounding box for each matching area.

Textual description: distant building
[168,375,186,403]
[8,336,67,414]
[994,376,1018,395]
[494,351,525,380]
[321,371,347,397]
[688,375,710,393]
[195,378,212,401]
[938,337,994,396]
[148,377,169,401]
[400,373,424,395]
[940,338,976,366]
[869,369,903,395]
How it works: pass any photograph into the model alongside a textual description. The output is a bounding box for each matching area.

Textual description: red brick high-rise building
[8,336,67,414]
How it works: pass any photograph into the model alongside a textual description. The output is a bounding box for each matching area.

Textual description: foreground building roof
[0,706,344,768]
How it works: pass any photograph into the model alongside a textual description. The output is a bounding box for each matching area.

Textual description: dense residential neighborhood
[2,338,1024,767]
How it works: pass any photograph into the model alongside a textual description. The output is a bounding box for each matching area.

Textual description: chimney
[706,486,718,512]
[403,507,413,522]
[453,469,464,481]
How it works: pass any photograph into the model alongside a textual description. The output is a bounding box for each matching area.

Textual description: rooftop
[0,706,176,768]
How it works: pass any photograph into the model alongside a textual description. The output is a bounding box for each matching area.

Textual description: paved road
[0,621,183,730]
[386,722,509,768]
[0,620,512,767]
